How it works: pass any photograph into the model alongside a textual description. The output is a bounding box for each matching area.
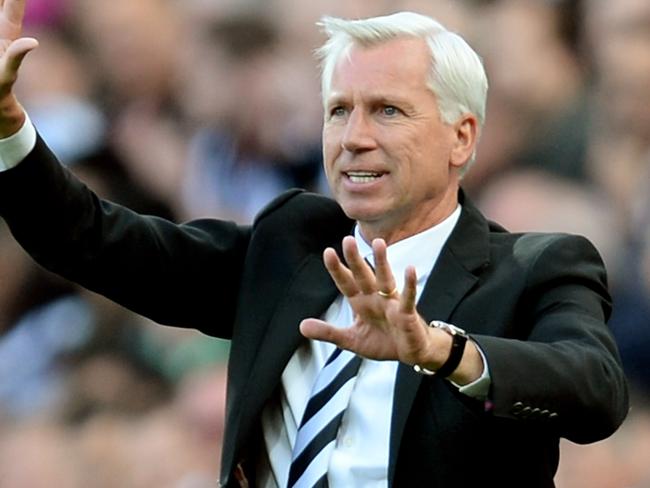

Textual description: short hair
[316,12,488,130]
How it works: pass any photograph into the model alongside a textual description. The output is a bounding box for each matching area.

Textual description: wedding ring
[377,287,398,298]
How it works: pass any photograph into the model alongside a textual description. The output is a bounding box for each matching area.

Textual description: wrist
[0,95,26,139]
[413,321,466,376]
[413,321,481,384]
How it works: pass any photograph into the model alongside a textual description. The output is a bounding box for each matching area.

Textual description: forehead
[328,37,432,99]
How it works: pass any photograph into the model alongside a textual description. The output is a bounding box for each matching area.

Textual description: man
[0,3,628,487]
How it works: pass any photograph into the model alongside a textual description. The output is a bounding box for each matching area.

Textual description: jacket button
[511,402,524,415]
[520,406,532,419]
[549,412,559,420]
[540,409,550,419]
[529,407,542,419]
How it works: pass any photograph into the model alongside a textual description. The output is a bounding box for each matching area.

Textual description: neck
[358,187,459,246]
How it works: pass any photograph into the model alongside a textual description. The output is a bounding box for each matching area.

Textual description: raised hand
[300,235,484,383]
[300,235,437,366]
[0,0,38,135]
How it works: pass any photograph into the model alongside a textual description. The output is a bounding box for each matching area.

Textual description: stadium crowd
[1,0,649,486]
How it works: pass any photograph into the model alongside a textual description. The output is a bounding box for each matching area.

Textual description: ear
[450,114,479,170]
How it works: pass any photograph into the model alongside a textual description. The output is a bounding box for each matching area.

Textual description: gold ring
[377,287,398,298]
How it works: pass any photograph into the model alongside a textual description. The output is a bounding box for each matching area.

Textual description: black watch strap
[435,322,468,377]
[413,321,468,377]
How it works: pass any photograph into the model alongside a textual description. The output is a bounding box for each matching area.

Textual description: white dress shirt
[0,116,37,171]
[258,209,490,487]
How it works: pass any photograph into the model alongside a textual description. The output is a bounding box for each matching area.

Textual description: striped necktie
[287,347,362,488]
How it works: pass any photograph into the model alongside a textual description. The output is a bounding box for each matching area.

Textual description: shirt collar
[355,205,462,290]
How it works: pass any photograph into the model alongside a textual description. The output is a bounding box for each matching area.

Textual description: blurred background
[0,0,649,486]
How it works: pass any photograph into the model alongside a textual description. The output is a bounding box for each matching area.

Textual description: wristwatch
[413,321,469,377]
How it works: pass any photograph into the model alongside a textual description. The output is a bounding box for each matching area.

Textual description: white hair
[316,11,488,130]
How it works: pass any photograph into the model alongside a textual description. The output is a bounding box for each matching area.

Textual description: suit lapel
[388,194,491,485]
[246,254,340,400]
[225,240,346,475]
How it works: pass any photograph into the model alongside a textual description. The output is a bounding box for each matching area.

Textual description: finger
[4,37,38,72]
[300,318,353,350]
[372,238,398,297]
[400,265,418,313]
[341,235,375,294]
[0,38,37,96]
[4,0,27,26]
[323,246,361,297]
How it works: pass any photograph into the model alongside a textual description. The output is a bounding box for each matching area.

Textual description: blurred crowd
[0,0,649,486]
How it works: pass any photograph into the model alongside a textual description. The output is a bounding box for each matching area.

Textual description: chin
[335,190,394,221]
[339,203,385,224]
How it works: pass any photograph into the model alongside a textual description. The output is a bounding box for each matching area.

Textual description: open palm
[0,0,37,132]
[0,0,36,80]
[300,236,434,365]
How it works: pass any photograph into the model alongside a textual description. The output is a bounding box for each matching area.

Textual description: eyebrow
[326,93,415,111]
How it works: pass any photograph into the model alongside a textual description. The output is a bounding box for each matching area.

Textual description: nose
[340,109,377,152]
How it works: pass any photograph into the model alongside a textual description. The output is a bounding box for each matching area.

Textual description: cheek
[322,130,341,169]
[401,146,446,191]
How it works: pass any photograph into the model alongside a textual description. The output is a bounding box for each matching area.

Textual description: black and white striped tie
[287,347,362,488]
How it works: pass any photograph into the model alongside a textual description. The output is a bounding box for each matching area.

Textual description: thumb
[300,318,347,348]
[4,37,39,74]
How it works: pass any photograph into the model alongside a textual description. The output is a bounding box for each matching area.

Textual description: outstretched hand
[300,236,436,366]
[0,0,37,135]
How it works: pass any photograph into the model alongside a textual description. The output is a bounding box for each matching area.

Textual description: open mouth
[345,171,384,183]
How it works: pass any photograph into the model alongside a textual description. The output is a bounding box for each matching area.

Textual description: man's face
[323,37,463,244]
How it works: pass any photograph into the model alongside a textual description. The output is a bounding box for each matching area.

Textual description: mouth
[344,170,385,183]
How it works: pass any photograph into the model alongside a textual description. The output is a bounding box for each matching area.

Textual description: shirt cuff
[452,342,491,400]
[0,113,37,172]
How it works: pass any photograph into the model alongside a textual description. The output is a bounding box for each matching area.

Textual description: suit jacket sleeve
[470,233,628,444]
[0,135,251,336]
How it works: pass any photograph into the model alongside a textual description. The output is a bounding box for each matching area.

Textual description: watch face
[449,324,468,336]
[433,321,467,336]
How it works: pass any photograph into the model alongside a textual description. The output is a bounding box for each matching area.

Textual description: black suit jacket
[0,138,628,487]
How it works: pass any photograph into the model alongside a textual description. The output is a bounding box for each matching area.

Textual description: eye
[381,105,401,117]
[330,106,347,118]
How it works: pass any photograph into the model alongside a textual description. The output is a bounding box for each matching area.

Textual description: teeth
[347,171,381,183]
[350,175,378,183]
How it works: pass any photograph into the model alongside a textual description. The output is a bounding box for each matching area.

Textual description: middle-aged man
[0,2,628,487]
